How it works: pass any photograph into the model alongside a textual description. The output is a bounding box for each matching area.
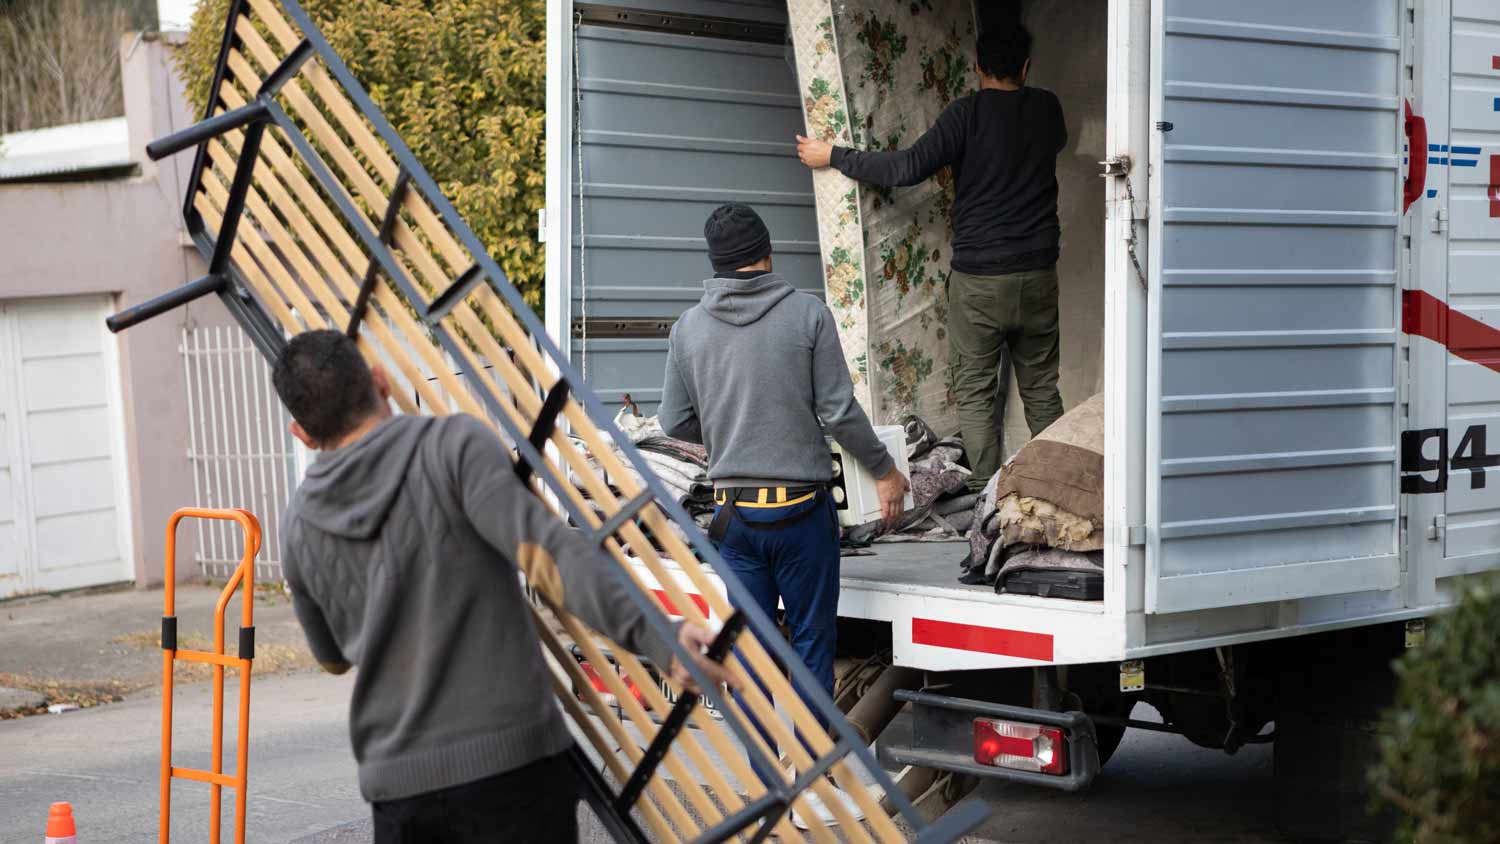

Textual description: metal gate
[181,325,297,582]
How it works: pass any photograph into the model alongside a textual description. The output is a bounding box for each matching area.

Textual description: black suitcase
[999,568,1103,600]
[996,547,1104,600]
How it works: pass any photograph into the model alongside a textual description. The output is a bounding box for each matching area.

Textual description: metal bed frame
[105,2,985,841]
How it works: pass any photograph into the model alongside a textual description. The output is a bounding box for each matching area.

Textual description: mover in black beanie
[660,202,909,828]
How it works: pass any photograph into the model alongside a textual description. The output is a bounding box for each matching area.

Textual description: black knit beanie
[703,203,772,272]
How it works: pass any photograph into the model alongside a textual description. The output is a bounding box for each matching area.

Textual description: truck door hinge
[1427,514,1446,541]
[1432,208,1449,234]
[1128,525,1146,547]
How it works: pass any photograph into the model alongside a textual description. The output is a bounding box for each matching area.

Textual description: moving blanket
[992,494,1103,554]
[996,392,1104,529]
[967,394,1105,576]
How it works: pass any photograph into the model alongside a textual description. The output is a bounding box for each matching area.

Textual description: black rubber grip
[515,378,571,487]
[161,616,177,651]
[239,626,255,661]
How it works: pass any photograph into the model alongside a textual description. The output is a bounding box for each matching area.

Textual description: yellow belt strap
[715,488,818,509]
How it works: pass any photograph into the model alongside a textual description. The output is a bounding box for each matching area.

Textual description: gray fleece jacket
[280,413,674,802]
[660,272,894,487]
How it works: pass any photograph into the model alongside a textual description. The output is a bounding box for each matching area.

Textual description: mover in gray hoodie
[659,204,907,828]
[273,329,728,844]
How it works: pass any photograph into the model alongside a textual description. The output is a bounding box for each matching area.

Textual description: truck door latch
[1101,157,1148,289]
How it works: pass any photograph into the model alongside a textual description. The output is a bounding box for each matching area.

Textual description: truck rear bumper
[882,690,1102,792]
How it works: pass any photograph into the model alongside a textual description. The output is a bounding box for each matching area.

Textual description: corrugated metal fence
[181,325,298,582]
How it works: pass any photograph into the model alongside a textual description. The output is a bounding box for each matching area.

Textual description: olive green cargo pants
[948,266,1064,491]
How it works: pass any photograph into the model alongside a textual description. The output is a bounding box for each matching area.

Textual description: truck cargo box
[545,0,1500,669]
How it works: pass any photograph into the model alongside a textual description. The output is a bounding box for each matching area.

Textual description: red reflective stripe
[1493,55,1500,71]
[1403,290,1500,373]
[1490,155,1500,218]
[652,589,709,616]
[911,618,1054,661]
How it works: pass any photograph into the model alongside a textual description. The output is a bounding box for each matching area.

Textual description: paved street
[0,672,1281,843]
[0,586,1283,843]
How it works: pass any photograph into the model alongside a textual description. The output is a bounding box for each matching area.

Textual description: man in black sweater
[796,24,1066,491]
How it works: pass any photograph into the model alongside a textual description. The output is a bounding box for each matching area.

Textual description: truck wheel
[1273,625,1402,842]
[1094,721,1126,768]
[1086,697,1135,770]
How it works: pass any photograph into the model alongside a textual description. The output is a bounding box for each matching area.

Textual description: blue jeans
[715,490,840,782]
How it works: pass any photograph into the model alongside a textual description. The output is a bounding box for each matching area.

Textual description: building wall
[0,33,235,587]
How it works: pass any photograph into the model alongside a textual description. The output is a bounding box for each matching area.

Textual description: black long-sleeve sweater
[831,86,1068,275]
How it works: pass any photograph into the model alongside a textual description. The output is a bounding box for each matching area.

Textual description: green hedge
[1371,577,1500,843]
[175,0,547,309]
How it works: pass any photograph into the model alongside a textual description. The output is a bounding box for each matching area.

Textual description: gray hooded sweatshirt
[660,272,893,487]
[280,413,674,802]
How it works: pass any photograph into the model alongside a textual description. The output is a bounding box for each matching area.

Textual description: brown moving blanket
[996,392,1104,529]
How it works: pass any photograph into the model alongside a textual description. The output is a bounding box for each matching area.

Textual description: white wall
[157,0,200,32]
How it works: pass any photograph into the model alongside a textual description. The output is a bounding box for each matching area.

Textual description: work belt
[707,484,826,543]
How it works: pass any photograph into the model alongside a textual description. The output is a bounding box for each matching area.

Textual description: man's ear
[1021,58,1031,84]
[290,420,319,450]
[371,364,393,403]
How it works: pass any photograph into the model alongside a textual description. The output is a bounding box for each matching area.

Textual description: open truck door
[1145,0,1405,613]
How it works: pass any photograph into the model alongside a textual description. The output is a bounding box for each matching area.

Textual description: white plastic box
[828,425,912,528]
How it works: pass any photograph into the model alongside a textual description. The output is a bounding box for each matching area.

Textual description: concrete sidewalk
[0,583,316,717]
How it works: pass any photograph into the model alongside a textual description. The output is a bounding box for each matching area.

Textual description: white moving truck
[545,1,1500,837]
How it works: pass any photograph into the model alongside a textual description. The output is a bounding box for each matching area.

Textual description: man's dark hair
[272,329,379,444]
[977,24,1032,82]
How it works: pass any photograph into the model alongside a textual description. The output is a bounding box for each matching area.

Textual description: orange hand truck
[159,507,261,844]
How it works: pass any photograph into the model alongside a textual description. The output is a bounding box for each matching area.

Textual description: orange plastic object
[45,802,77,843]
[158,508,262,844]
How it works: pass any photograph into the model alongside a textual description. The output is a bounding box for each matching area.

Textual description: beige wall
[0,33,235,586]
[993,0,1109,456]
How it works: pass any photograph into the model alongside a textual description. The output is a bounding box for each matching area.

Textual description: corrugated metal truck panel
[1146,0,1405,614]
[566,12,819,413]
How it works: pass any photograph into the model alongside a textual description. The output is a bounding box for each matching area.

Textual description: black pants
[372,751,579,843]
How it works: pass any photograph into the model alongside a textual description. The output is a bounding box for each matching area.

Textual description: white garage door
[0,296,133,597]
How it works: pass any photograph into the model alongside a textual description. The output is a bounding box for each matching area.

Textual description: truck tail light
[577,659,619,707]
[973,718,1067,775]
[623,675,646,705]
[575,656,652,711]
